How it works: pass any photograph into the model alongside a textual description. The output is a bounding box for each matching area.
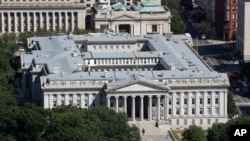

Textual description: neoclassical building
[0,0,87,33]
[0,0,169,34]
[93,0,171,35]
[20,33,229,129]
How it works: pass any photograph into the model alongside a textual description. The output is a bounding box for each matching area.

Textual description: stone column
[20,12,23,32]
[132,95,136,121]
[157,95,161,120]
[165,95,168,119]
[65,94,69,105]
[39,12,42,29]
[33,12,36,31]
[124,96,127,113]
[203,92,207,116]
[57,94,61,106]
[27,12,30,31]
[46,12,49,30]
[211,92,214,115]
[7,12,11,32]
[71,12,74,32]
[115,96,119,113]
[80,94,84,108]
[140,96,144,121]
[65,12,68,31]
[148,95,152,121]
[52,12,55,31]
[1,13,4,33]
[224,91,227,116]
[14,12,17,33]
[44,94,49,108]
[59,12,62,30]
[195,92,199,116]
[106,95,110,108]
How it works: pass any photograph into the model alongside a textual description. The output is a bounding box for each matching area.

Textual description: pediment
[106,79,169,92]
[112,14,138,21]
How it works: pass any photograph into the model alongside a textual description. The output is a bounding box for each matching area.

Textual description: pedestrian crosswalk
[235,102,250,107]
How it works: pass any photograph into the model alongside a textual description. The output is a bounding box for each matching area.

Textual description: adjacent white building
[21,32,229,130]
[237,0,250,62]
[0,0,170,35]
[0,0,86,33]
[93,0,171,35]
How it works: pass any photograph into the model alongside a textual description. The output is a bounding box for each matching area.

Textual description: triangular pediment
[112,14,138,21]
[114,83,161,92]
[106,79,169,92]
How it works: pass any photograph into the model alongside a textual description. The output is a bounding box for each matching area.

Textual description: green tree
[195,21,215,34]
[227,91,239,118]
[171,12,186,34]
[182,125,206,141]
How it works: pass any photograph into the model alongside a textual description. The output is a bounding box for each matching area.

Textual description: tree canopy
[182,125,206,141]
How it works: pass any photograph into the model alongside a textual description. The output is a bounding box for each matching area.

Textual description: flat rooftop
[22,33,228,83]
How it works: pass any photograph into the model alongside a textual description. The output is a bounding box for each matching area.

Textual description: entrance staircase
[128,120,172,141]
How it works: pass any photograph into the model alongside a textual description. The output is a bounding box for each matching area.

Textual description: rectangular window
[184,108,188,114]
[207,108,211,114]
[200,108,203,114]
[69,100,73,106]
[200,98,203,104]
[176,108,180,115]
[192,108,195,114]
[184,119,187,125]
[168,109,172,115]
[207,98,211,104]
[176,119,179,125]
[208,119,211,124]
[85,100,88,107]
[152,24,157,32]
[192,119,195,125]
[192,98,195,104]
[200,119,203,125]
[53,101,56,107]
[215,119,219,123]
[61,100,65,106]
[184,98,187,104]
[176,99,180,105]
[168,99,172,105]
[77,100,80,107]
[215,108,219,114]
[215,98,219,104]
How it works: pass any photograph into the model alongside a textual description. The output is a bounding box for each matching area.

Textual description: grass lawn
[171,130,183,141]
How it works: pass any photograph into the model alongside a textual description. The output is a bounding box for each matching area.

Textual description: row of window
[168,97,219,105]
[92,58,158,65]
[176,118,219,125]
[52,99,98,108]
[51,93,97,99]
[169,107,220,115]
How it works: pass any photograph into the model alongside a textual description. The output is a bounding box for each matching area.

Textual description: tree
[182,125,206,141]
[227,91,239,118]
[171,11,186,34]
[207,117,250,141]
[195,21,215,35]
